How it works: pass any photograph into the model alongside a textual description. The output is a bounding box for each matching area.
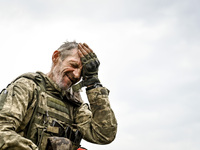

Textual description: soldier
[0,42,117,150]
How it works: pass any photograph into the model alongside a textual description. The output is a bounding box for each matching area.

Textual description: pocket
[46,137,72,150]
[37,128,51,150]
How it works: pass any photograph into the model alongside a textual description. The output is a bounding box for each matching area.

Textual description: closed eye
[71,63,79,68]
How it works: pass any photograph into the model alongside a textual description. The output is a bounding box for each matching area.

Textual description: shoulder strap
[15,72,46,134]
[13,72,45,90]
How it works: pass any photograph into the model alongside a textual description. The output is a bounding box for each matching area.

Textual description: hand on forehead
[78,43,93,58]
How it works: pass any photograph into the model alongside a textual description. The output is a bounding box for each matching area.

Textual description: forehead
[63,48,81,63]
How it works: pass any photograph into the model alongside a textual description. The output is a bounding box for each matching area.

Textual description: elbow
[103,134,117,144]
[99,125,118,144]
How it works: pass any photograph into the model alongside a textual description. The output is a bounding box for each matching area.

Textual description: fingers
[83,43,93,53]
[78,49,84,58]
[78,43,93,58]
[78,44,87,56]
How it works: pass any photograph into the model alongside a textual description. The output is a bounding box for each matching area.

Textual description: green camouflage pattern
[0,72,117,149]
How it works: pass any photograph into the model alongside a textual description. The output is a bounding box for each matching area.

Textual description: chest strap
[37,107,73,125]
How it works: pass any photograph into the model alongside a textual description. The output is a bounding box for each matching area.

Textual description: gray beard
[52,65,71,91]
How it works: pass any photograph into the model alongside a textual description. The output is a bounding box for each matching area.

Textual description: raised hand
[78,43,100,78]
[72,43,101,92]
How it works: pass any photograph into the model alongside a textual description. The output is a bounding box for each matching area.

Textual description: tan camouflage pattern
[0,72,117,150]
[75,87,117,144]
[46,137,72,150]
[0,76,38,150]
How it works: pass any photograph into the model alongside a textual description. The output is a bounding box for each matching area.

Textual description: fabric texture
[0,72,117,150]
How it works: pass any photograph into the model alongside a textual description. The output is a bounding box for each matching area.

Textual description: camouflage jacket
[0,72,117,150]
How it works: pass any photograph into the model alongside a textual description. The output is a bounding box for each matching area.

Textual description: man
[0,41,117,150]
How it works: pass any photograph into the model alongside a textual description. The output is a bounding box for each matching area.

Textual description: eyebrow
[69,60,79,64]
[69,60,81,67]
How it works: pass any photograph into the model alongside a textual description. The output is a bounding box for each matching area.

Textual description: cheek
[62,75,71,85]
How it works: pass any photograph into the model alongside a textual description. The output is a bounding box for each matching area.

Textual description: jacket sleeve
[0,78,38,150]
[74,87,117,144]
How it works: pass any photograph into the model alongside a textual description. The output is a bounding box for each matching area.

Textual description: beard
[56,75,71,91]
[52,64,71,91]
[51,63,80,91]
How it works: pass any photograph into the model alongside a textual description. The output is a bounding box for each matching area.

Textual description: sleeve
[74,87,117,144]
[0,78,38,150]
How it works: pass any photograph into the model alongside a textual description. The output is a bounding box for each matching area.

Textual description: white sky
[1,0,200,150]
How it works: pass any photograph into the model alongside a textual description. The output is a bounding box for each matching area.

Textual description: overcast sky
[1,0,200,150]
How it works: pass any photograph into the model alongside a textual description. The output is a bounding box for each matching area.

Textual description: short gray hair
[57,41,78,61]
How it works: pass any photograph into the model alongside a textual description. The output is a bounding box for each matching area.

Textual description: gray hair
[57,41,78,61]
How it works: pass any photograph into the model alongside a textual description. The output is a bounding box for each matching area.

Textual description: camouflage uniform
[0,72,117,150]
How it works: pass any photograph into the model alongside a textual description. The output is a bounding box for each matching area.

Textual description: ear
[52,50,60,64]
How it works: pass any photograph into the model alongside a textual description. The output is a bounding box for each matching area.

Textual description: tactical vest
[13,72,82,150]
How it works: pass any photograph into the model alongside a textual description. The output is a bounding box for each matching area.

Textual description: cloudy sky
[1,0,200,149]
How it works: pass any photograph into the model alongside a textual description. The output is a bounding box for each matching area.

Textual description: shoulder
[10,72,44,92]
[13,72,44,85]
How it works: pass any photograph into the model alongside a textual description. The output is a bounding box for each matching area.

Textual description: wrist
[86,83,103,91]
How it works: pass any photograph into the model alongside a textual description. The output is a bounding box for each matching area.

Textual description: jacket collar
[36,71,83,106]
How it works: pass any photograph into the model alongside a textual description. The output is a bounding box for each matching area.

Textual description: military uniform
[0,72,117,150]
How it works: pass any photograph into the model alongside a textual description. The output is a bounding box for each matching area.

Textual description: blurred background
[1,0,200,149]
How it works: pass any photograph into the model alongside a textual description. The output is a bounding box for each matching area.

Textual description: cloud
[1,0,200,150]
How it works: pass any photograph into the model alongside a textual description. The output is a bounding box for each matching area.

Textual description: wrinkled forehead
[63,48,81,62]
